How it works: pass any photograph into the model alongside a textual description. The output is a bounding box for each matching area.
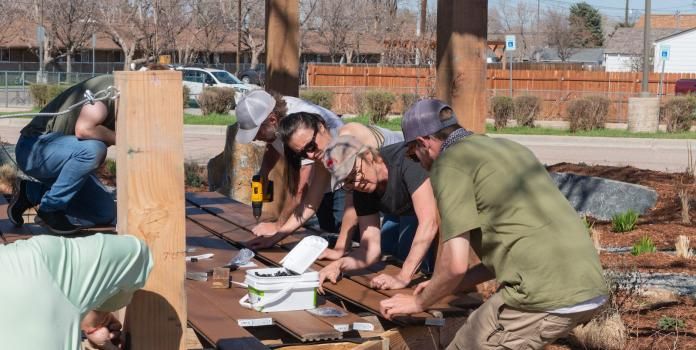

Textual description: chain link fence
[0,71,98,108]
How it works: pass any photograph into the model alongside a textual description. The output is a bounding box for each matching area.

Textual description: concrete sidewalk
[0,117,692,172]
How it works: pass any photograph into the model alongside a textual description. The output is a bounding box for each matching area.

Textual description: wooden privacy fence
[305,64,696,123]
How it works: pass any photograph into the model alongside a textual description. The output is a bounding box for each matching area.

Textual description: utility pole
[625,0,629,26]
[415,0,426,65]
[641,0,651,95]
[236,0,241,73]
[537,0,540,33]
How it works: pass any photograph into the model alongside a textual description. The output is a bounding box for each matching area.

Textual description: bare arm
[320,191,358,260]
[277,164,313,224]
[277,162,330,235]
[318,213,382,292]
[75,101,115,146]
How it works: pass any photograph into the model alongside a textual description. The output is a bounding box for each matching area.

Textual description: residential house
[653,27,696,73]
[603,27,678,72]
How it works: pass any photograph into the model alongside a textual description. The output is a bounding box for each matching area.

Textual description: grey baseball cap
[322,135,367,191]
[235,90,276,144]
[401,99,458,142]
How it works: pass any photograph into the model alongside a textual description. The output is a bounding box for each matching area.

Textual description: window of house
[0,49,9,61]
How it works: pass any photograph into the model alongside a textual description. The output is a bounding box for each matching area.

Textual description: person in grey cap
[234,89,345,236]
[316,135,438,291]
[378,99,608,350]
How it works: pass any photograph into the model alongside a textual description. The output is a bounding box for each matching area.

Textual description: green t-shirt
[431,134,607,311]
[0,234,152,350]
[21,75,116,137]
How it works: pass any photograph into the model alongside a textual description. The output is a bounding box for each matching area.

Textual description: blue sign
[505,35,517,51]
[659,45,670,61]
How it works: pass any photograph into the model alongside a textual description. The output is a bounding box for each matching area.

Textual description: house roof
[604,27,679,55]
[655,26,696,42]
[635,14,696,29]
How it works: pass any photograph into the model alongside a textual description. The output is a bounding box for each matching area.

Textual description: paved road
[0,118,692,172]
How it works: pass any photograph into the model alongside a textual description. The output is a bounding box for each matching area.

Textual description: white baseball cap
[235,90,276,144]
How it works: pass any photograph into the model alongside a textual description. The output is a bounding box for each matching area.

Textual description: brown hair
[278,112,327,195]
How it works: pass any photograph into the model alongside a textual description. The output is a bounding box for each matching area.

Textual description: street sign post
[658,45,670,96]
[505,35,516,97]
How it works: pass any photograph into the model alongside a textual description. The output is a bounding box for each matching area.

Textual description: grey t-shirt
[353,142,429,217]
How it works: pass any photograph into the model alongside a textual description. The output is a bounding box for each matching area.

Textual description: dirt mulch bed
[96,162,209,193]
[548,163,696,271]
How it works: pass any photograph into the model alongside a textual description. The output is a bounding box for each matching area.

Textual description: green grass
[184,113,236,125]
[343,114,403,131]
[486,124,696,139]
[611,209,639,233]
[631,236,657,256]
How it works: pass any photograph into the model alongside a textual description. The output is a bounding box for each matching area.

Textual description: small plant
[184,161,205,188]
[490,96,514,130]
[103,159,116,178]
[611,209,638,232]
[197,87,236,115]
[631,236,656,256]
[657,315,686,331]
[513,95,542,127]
[300,90,335,110]
[585,95,610,128]
[677,181,691,224]
[661,96,696,133]
[29,83,67,108]
[182,85,191,108]
[401,93,420,111]
[361,90,396,124]
[675,235,693,259]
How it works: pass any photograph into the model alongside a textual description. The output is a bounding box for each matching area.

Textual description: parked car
[238,66,266,86]
[177,67,261,106]
[675,79,696,95]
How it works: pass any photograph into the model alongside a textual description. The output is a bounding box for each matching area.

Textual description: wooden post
[265,0,300,97]
[115,70,186,350]
[436,0,487,133]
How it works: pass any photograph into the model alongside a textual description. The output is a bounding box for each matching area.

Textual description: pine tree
[569,2,604,47]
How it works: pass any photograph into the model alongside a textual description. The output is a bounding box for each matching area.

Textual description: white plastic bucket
[240,267,319,312]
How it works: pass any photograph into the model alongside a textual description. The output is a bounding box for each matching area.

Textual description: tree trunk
[66,52,72,73]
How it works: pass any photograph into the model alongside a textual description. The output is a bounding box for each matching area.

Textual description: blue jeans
[381,214,435,274]
[15,133,115,225]
[316,189,346,233]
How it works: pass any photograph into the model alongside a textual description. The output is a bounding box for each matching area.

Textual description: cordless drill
[251,175,273,223]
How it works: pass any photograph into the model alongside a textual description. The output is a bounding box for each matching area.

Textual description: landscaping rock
[550,172,658,221]
[608,271,696,298]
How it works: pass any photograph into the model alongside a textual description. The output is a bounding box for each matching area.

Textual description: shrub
[657,316,686,331]
[631,236,656,256]
[490,96,514,130]
[198,87,235,115]
[567,96,610,132]
[513,95,542,127]
[352,91,365,114]
[300,90,335,110]
[103,159,116,178]
[182,85,191,108]
[184,161,205,188]
[585,95,610,127]
[611,209,638,232]
[401,93,420,112]
[29,84,67,108]
[675,235,693,259]
[361,90,396,124]
[661,96,696,133]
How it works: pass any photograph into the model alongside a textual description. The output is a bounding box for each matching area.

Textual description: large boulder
[550,172,658,221]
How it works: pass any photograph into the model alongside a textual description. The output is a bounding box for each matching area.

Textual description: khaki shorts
[446,293,601,350]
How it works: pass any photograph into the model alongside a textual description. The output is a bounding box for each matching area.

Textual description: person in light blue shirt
[0,233,153,350]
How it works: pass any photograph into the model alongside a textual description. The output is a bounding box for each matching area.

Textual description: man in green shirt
[379,99,608,350]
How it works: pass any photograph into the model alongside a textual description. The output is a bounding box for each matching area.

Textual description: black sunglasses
[298,127,319,158]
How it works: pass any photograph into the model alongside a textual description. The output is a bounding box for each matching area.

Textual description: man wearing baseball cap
[379,99,608,350]
[234,90,344,236]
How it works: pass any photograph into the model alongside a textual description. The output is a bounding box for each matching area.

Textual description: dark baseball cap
[401,99,458,142]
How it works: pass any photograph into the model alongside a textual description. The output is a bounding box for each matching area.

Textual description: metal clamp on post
[84,90,96,105]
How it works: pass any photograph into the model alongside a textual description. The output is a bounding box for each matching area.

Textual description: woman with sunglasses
[245,113,404,268]
[316,135,438,291]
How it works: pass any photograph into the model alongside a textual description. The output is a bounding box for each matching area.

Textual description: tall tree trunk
[66,52,72,73]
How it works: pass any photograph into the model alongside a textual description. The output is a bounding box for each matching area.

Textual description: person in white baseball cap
[234,90,345,237]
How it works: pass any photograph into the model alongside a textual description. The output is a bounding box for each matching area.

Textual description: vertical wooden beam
[436,0,487,134]
[265,0,300,97]
[115,70,186,350]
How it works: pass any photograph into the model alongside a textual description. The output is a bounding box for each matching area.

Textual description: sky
[409,0,696,23]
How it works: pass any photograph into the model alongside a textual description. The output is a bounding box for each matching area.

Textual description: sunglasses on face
[298,127,319,158]
[341,158,364,192]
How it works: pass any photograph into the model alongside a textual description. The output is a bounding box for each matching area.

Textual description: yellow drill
[251,175,273,223]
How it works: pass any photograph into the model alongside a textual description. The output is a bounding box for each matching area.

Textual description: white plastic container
[239,236,328,312]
